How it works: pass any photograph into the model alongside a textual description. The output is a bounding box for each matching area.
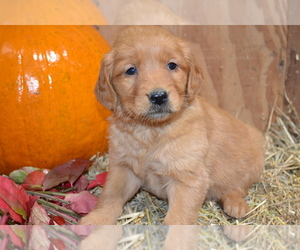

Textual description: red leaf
[49,215,65,225]
[0,231,9,249]
[9,167,48,184]
[74,175,89,192]
[87,172,108,189]
[0,197,23,224]
[49,237,66,250]
[0,176,34,224]
[0,214,9,225]
[0,226,25,248]
[49,219,55,225]
[42,159,91,190]
[64,191,97,214]
[23,170,46,186]
[62,182,72,189]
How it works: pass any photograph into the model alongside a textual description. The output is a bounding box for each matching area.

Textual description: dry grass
[114,225,300,249]
[88,96,300,226]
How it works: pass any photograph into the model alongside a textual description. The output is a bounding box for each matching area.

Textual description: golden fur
[80,26,265,225]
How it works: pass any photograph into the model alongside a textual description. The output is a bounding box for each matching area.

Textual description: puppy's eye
[125,67,137,75]
[167,62,178,71]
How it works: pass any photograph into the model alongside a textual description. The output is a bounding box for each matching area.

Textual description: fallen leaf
[43,159,91,190]
[0,231,9,249]
[0,226,25,249]
[0,197,21,223]
[49,215,65,225]
[0,214,9,224]
[27,226,50,250]
[28,202,50,225]
[8,170,28,185]
[9,167,48,184]
[61,182,72,189]
[10,226,28,247]
[23,170,46,186]
[0,176,35,224]
[74,175,89,192]
[49,237,66,250]
[87,172,108,189]
[64,191,97,214]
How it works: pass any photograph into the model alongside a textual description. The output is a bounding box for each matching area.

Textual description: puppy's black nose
[149,89,168,106]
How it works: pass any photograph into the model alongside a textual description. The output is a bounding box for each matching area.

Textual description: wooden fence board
[285,26,300,121]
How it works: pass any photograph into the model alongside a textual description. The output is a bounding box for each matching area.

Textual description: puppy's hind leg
[219,190,250,219]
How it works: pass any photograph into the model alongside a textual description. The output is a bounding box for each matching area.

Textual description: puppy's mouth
[145,105,174,120]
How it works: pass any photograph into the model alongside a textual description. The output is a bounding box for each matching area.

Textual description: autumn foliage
[0,158,108,226]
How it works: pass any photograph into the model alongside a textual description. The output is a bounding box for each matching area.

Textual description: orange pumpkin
[0,25,111,175]
[0,0,107,25]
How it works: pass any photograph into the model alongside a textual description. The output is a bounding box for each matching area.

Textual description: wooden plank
[162,0,287,24]
[285,26,300,121]
[288,0,300,24]
[94,0,287,25]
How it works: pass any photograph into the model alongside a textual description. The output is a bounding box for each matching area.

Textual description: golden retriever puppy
[80,26,265,225]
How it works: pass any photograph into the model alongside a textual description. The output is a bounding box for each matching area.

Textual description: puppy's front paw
[222,225,252,242]
[220,192,250,219]
[79,212,100,225]
[79,226,123,250]
[79,210,117,225]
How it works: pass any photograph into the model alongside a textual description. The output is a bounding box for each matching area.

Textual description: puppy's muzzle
[148,89,168,106]
[146,89,173,119]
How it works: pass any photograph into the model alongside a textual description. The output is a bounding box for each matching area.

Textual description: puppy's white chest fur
[109,116,206,200]
[109,123,170,198]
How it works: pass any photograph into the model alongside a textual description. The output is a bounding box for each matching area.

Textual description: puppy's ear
[180,41,204,101]
[186,59,203,101]
[94,53,118,111]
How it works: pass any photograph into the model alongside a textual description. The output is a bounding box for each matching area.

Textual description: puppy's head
[95,26,203,124]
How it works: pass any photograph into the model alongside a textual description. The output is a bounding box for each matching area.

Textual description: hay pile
[107,225,299,249]
[89,100,300,226]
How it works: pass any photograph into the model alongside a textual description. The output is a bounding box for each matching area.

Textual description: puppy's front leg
[164,177,208,225]
[79,165,141,225]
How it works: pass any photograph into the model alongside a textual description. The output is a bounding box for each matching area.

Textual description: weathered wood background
[97,25,296,131]
[94,0,288,25]
[286,26,300,122]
